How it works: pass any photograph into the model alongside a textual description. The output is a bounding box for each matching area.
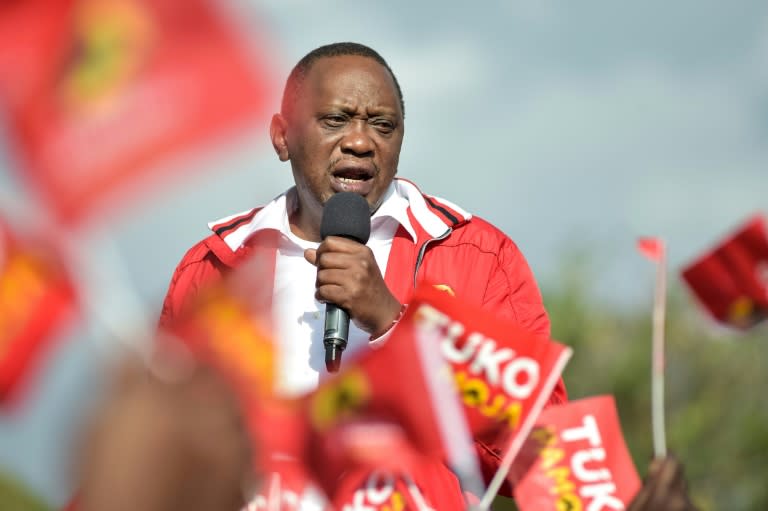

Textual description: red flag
[2,0,275,225]
[303,284,572,507]
[637,237,665,263]
[513,396,641,511]
[0,219,76,404]
[301,314,479,502]
[409,285,572,465]
[681,214,768,329]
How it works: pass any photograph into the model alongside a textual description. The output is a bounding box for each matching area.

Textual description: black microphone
[319,192,371,373]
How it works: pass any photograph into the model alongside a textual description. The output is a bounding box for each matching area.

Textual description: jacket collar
[207,177,472,255]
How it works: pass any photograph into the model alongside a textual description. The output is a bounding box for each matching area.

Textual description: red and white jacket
[159,178,567,504]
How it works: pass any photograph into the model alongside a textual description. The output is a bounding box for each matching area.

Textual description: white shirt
[237,184,416,396]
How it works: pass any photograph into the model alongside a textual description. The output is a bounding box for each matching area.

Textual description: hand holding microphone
[304,192,402,372]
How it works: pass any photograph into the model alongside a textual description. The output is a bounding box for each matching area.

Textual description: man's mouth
[330,165,376,195]
[332,167,374,183]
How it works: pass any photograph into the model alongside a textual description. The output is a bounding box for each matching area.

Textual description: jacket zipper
[412,227,452,288]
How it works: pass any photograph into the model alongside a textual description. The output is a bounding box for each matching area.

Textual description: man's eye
[372,120,395,133]
[323,115,346,127]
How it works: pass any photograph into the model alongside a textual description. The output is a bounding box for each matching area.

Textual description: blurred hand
[628,455,699,511]
[76,344,254,511]
[305,236,401,336]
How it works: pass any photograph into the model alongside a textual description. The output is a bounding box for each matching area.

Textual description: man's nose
[340,121,374,156]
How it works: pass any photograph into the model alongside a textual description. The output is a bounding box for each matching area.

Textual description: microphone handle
[324,303,349,373]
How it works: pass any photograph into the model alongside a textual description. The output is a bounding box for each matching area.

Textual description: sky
[0,0,766,505]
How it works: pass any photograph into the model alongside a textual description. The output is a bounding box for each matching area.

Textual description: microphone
[319,192,371,373]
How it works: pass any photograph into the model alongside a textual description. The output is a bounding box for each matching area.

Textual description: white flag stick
[651,247,668,458]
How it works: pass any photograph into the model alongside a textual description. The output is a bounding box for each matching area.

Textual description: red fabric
[162,266,276,405]
[682,214,768,329]
[301,299,471,501]
[406,286,571,471]
[636,237,665,263]
[0,220,76,404]
[332,465,465,511]
[514,396,641,511]
[243,459,329,511]
[2,0,274,225]
[159,180,567,500]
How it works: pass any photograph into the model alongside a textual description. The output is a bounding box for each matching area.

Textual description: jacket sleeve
[475,235,568,497]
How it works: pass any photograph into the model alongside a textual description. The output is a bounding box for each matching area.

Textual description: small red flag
[300,307,478,502]
[637,237,665,263]
[409,286,571,465]
[0,219,76,404]
[513,396,642,511]
[682,214,768,329]
[2,0,275,225]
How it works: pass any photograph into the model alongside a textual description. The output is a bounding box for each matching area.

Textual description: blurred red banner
[301,299,471,501]
[682,214,768,329]
[1,0,274,225]
[513,396,641,511]
[163,269,276,409]
[0,219,76,404]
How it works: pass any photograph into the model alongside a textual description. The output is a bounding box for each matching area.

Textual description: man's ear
[270,113,290,161]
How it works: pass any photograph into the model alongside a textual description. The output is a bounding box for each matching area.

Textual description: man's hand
[305,236,401,337]
[627,455,699,511]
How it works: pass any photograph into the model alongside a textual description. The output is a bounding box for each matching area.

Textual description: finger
[314,283,346,305]
[304,248,318,266]
[316,267,364,288]
[318,236,369,254]
[655,456,685,492]
[314,250,359,271]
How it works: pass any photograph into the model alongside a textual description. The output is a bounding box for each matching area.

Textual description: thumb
[304,248,318,266]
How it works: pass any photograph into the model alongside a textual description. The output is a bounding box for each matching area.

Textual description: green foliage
[0,471,50,511]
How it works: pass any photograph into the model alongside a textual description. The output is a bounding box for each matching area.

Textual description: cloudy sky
[1,0,766,505]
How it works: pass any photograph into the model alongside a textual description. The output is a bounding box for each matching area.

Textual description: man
[160,42,566,507]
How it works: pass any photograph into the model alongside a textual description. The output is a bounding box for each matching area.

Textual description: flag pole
[651,244,668,458]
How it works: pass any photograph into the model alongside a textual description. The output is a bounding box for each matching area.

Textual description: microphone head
[320,192,371,243]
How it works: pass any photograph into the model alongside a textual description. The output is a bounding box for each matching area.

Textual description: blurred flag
[301,312,481,504]
[682,214,768,329]
[637,237,665,263]
[0,218,76,404]
[332,468,461,511]
[0,0,275,225]
[241,456,329,511]
[161,264,327,511]
[513,396,641,511]
[162,268,276,408]
[0,0,73,105]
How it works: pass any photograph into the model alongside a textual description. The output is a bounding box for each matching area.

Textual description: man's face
[277,55,404,236]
